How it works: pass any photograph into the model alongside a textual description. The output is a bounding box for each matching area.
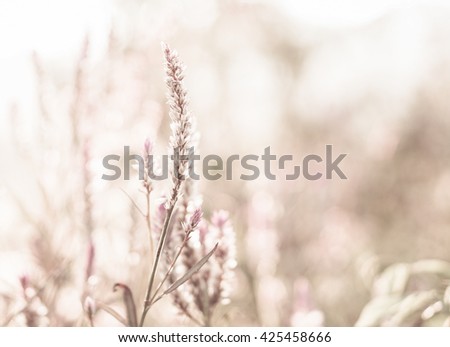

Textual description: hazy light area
[2,0,450,327]
[0,1,111,124]
[1,0,448,120]
[276,0,450,25]
[0,0,446,118]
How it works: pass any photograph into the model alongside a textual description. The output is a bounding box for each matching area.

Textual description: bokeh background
[1,0,450,326]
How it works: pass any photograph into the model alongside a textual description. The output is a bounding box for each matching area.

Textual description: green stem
[139,199,177,326]
[149,235,188,305]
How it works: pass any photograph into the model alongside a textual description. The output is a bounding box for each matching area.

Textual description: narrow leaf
[164,243,218,295]
[113,283,138,327]
[389,290,438,326]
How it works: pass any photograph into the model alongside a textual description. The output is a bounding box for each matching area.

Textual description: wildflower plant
[88,44,236,327]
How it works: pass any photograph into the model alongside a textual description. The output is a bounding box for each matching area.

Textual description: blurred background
[1,0,450,326]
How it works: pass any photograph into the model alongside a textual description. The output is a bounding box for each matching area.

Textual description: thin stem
[145,188,153,256]
[149,291,203,327]
[139,197,178,326]
[120,188,145,217]
[87,316,94,327]
[149,235,189,305]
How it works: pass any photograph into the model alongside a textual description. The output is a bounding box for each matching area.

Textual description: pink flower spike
[190,208,203,229]
[144,137,153,156]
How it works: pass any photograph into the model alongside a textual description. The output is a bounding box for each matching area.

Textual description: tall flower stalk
[140,43,196,326]
[76,43,234,327]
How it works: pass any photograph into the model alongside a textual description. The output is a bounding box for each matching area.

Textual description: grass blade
[114,283,138,327]
[164,243,218,295]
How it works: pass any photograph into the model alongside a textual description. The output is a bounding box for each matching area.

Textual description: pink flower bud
[144,138,153,155]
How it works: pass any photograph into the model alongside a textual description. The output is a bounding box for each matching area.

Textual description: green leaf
[164,243,218,295]
[114,283,138,327]
[355,295,401,326]
[374,263,410,296]
[388,290,438,326]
